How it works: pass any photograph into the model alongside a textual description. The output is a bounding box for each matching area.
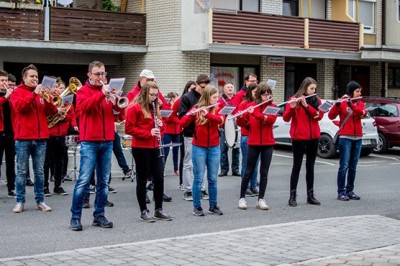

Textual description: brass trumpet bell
[52,77,81,107]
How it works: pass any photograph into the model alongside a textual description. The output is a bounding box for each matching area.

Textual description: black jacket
[178,89,201,137]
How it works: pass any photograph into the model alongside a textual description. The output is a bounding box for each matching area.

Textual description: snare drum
[224,118,240,148]
[122,135,132,149]
[65,135,79,147]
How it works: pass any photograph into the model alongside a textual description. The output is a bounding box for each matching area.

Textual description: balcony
[0,6,146,45]
[212,11,360,52]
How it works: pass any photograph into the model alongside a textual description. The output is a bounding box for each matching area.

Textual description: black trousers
[0,134,15,192]
[289,139,319,191]
[44,136,66,189]
[240,145,273,199]
[132,147,164,212]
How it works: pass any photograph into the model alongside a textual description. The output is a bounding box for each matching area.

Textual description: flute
[228,98,273,120]
[151,101,164,157]
[281,93,317,105]
[186,102,220,116]
[329,96,362,104]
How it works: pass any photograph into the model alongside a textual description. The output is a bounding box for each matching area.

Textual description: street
[0,144,400,262]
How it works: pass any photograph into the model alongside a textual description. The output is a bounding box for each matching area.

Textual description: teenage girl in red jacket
[238,82,277,211]
[125,81,172,223]
[283,77,323,207]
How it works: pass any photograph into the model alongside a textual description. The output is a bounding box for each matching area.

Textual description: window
[388,67,400,88]
[302,0,326,19]
[283,0,299,16]
[349,0,375,33]
[211,0,260,12]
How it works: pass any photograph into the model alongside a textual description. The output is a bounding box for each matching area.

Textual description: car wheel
[373,133,388,154]
[317,134,336,159]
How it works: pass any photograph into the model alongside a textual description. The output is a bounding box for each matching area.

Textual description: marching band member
[10,64,58,213]
[235,82,260,197]
[283,77,323,207]
[125,81,172,223]
[44,78,78,197]
[70,61,123,231]
[328,81,367,201]
[180,85,224,216]
[238,82,277,211]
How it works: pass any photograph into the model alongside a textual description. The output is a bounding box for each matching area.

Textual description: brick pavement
[1,215,399,265]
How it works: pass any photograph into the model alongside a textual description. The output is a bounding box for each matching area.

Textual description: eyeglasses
[149,93,158,97]
[248,79,258,83]
[92,72,107,77]
[261,93,270,97]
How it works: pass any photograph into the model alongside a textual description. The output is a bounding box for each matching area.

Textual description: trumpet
[152,101,164,157]
[48,104,72,128]
[100,81,129,108]
[228,98,273,120]
[186,102,220,116]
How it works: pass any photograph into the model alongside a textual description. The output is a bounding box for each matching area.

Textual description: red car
[362,97,400,153]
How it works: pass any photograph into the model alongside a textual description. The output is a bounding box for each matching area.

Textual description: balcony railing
[212,11,360,52]
[0,6,146,45]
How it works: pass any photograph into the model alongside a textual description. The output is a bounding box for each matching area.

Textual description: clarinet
[151,101,165,157]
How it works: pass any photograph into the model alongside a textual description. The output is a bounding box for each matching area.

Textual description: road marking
[273,153,336,166]
[369,154,400,161]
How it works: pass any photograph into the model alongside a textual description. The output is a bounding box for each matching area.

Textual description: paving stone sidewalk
[1,215,399,266]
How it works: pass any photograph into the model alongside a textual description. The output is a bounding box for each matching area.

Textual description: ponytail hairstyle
[132,81,160,119]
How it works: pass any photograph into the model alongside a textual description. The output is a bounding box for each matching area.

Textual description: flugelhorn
[186,102,220,116]
[100,80,129,108]
[52,77,81,107]
[228,98,273,120]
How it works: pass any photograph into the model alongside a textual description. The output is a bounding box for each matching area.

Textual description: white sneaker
[13,203,24,213]
[256,198,269,210]
[238,198,247,210]
[37,202,52,212]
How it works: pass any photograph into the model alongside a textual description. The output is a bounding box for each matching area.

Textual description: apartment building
[1,0,400,99]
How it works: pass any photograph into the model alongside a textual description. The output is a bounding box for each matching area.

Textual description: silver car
[273,100,379,158]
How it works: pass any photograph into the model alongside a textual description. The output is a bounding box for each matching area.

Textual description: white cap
[139,69,156,79]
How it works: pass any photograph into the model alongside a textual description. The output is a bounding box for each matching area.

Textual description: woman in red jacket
[328,81,367,201]
[283,77,323,207]
[125,81,172,223]
[180,85,224,216]
[238,82,277,211]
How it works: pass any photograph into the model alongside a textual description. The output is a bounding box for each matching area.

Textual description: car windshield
[365,102,398,117]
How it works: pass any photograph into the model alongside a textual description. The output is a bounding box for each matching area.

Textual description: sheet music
[107,78,125,92]
[262,106,280,116]
[62,94,74,105]
[318,101,333,113]
[267,79,277,90]
[160,110,173,118]
[219,106,236,116]
[41,76,57,91]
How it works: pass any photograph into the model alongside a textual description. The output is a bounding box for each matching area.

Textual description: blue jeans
[337,138,362,194]
[220,129,240,174]
[70,141,113,219]
[15,140,47,204]
[113,132,130,174]
[240,135,258,189]
[163,133,180,171]
[192,145,220,209]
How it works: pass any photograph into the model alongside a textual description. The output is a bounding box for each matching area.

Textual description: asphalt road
[0,145,399,258]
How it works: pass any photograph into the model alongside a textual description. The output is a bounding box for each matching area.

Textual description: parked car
[361,97,400,153]
[273,100,379,158]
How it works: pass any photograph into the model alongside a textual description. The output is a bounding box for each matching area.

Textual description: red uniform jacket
[282,97,324,140]
[10,83,57,140]
[235,100,251,136]
[125,103,162,148]
[76,82,123,141]
[328,100,366,137]
[180,107,223,148]
[163,100,181,135]
[244,102,277,146]
[49,103,77,137]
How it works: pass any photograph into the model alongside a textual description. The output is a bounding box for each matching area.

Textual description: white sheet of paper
[62,94,74,105]
[263,106,279,116]
[267,79,277,90]
[219,106,236,115]
[318,101,333,113]
[107,78,125,92]
[41,76,57,91]
[160,110,173,118]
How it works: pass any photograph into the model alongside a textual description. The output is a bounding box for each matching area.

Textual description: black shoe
[154,208,172,221]
[63,175,73,181]
[106,200,114,207]
[26,180,34,186]
[183,191,193,201]
[208,206,223,215]
[232,172,241,176]
[288,189,297,207]
[163,193,172,202]
[108,186,117,194]
[140,210,155,223]
[347,191,361,200]
[8,190,16,198]
[83,199,90,208]
[245,189,254,197]
[250,187,259,196]
[44,187,51,197]
[218,172,228,177]
[201,191,209,200]
[146,194,151,204]
[54,186,68,195]
[70,218,83,231]
[307,189,321,205]
[92,216,113,228]
[146,182,154,191]
[193,207,205,216]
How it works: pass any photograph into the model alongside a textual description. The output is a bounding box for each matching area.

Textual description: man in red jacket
[70,61,123,231]
[10,64,58,213]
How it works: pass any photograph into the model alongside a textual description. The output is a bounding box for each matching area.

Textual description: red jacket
[76,82,122,141]
[125,103,162,148]
[127,82,168,107]
[282,97,324,140]
[328,100,366,137]
[180,107,223,148]
[10,83,57,140]
[235,100,251,136]
[0,97,7,132]
[163,100,181,134]
[244,102,277,146]
[49,104,77,137]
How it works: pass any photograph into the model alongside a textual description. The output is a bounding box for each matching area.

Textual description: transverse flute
[186,102,220,116]
[228,98,273,120]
